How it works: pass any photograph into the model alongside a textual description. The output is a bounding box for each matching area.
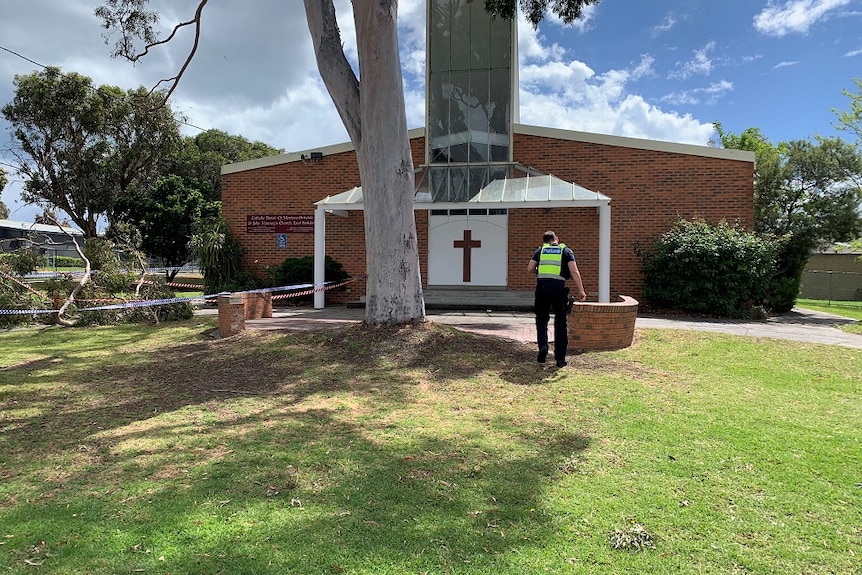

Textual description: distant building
[801,244,862,301]
[0,219,85,260]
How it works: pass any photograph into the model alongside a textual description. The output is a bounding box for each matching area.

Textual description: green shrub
[53,256,84,268]
[768,272,803,313]
[190,217,256,294]
[2,246,45,276]
[0,261,49,327]
[83,237,119,274]
[766,232,810,313]
[267,255,350,304]
[641,219,778,318]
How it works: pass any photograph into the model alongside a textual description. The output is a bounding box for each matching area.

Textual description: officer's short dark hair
[543,231,556,243]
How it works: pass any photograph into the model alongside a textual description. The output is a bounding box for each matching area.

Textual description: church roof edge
[221,127,426,175]
[221,124,755,175]
[514,124,756,163]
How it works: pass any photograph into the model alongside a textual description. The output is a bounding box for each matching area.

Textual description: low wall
[569,295,639,352]
[218,291,273,337]
[243,291,273,319]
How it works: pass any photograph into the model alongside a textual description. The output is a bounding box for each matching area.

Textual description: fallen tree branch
[45,215,91,327]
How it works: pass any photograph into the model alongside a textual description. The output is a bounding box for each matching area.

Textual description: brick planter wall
[218,294,246,338]
[569,295,639,352]
[243,291,273,319]
[217,292,274,337]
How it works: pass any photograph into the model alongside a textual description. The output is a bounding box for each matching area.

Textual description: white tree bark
[305,0,425,325]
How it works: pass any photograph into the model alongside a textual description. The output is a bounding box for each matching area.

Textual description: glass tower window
[427,0,514,198]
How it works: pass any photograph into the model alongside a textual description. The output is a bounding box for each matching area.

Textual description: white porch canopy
[312,174,612,308]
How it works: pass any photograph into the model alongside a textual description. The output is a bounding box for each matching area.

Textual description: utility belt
[537,281,575,314]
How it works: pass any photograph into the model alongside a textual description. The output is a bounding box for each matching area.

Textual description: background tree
[1,67,181,237]
[834,77,862,145]
[172,129,283,203]
[0,167,8,218]
[715,123,862,311]
[114,174,219,280]
[33,207,70,227]
[107,129,279,279]
[98,0,601,324]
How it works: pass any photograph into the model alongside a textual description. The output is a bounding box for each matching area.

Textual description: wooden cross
[453,229,481,283]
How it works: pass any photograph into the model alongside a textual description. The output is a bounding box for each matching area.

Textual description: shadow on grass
[3,414,592,572]
[1,321,609,572]
[2,322,611,456]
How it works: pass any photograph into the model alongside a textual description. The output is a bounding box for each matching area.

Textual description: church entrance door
[427,210,507,286]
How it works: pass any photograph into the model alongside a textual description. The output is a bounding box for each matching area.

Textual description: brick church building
[220,1,755,308]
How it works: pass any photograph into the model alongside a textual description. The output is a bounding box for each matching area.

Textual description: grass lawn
[1,319,860,574]
[796,299,862,334]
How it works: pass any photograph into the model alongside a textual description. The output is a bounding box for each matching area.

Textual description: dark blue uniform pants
[534,280,569,362]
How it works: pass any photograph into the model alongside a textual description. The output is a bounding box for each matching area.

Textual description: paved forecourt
[234,306,862,350]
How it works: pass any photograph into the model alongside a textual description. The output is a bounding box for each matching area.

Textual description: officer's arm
[568,260,587,300]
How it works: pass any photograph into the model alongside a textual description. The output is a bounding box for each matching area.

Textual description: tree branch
[125,13,199,63]
[98,0,209,105]
[44,214,91,327]
[152,0,208,104]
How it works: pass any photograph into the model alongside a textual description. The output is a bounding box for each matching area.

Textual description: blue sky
[1,0,860,225]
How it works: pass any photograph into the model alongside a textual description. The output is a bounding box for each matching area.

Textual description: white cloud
[660,80,734,106]
[845,48,862,57]
[517,24,714,145]
[520,60,596,92]
[753,0,853,37]
[668,41,716,80]
[520,90,714,145]
[651,13,678,37]
[774,60,800,68]
[518,26,567,63]
[178,76,348,152]
[630,54,657,81]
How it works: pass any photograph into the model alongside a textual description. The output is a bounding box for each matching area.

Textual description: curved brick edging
[569,295,639,352]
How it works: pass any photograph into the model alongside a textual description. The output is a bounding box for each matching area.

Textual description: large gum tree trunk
[305,0,425,324]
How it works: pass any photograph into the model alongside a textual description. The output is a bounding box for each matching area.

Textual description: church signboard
[246,214,314,234]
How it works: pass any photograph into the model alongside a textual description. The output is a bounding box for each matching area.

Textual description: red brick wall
[510,133,754,298]
[221,132,754,302]
[569,296,639,352]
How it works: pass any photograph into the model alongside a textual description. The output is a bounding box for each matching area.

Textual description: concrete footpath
[235,306,862,350]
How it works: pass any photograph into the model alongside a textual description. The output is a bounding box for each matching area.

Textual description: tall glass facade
[426,0,514,202]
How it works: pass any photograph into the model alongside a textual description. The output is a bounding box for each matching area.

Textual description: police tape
[0,268,50,301]
[165,281,205,289]
[0,308,59,316]
[0,293,216,315]
[272,276,361,299]
[135,279,205,290]
[0,276,365,316]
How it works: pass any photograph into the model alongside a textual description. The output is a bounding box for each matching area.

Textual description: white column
[598,203,611,303]
[313,206,326,309]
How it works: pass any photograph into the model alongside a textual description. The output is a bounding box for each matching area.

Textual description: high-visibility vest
[537,243,566,280]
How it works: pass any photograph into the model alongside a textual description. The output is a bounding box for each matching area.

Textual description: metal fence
[800,270,862,302]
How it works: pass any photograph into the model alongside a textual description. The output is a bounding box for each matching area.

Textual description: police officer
[527,231,587,368]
